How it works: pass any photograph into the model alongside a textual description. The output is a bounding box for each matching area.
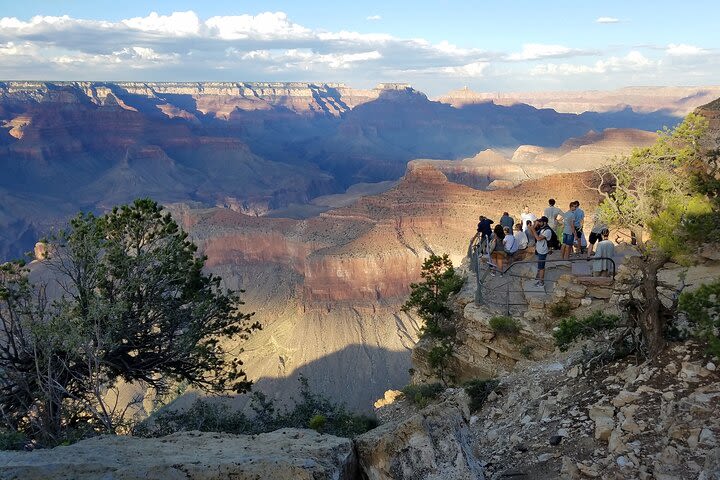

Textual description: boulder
[355,391,484,480]
[0,429,357,480]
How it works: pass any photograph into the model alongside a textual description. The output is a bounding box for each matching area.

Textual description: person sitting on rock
[592,228,614,277]
[490,224,507,275]
[503,226,518,261]
[514,223,528,255]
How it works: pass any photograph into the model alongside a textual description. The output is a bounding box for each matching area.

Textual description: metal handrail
[470,242,617,315]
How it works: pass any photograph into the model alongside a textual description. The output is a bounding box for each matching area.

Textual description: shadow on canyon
[238,344,413,414]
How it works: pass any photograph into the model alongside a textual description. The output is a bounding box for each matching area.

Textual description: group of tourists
[472,199,615,287]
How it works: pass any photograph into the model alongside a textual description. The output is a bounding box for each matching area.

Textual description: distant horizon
[3,79,720,97]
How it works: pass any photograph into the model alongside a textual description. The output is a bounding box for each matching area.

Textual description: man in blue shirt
[561,203,579,260]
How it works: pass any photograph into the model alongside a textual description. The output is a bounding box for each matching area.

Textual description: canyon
[1,81,710,412]
[0,81,682,260]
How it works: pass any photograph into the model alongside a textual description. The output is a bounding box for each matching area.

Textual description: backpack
[542,226,560,250]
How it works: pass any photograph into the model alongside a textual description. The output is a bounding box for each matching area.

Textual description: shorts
[536,253,547,270]
[589,232,601,245]
[562,233,575,246]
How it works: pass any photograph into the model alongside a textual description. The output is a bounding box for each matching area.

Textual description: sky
[0,0,718,96]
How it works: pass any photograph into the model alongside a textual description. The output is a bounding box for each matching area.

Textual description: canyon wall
[179,163,605,410]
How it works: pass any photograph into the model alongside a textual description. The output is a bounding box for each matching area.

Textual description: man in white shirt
[528,216,553,287]
[543,198,563,231]
[514,223,528,253]
[503,226,518,255]
[520,205,537,232]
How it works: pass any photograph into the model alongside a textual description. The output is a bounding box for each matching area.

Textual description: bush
[489,316,521,335]
[519,343,535,359]
[401,383,444,408]
[134,376,377,439]
[549,301,573,318]
[679,280,720,356]
[553,311,619,351]
[308,414,327,432]
[463,379,499,412]
[0,429,28,451]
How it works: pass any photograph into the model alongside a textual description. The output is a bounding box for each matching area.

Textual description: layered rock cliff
[175,163,606,411]
[440,86,720,116]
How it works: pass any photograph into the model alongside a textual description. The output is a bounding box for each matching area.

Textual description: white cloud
[122,11,201,35]
[507,44,580,61]
[442,61,489,77]
[531,51,656,76]
[596,16,620,24]
[366,15,382,21]
[205,12,311,40]
[666,43,707,56]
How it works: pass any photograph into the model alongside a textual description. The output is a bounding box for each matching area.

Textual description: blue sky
[1,1,718,95]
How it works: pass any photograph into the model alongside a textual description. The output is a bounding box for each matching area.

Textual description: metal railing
[470,243,616,315]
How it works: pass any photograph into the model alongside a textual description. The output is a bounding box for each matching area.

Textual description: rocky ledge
[0,429,357,480]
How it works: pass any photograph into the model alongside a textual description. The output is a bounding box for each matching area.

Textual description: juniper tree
[0,199,260,445]
[592,113,719,355]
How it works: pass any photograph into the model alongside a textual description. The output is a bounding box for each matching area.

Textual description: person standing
[561,203,578,260]
[500,212,515,230]
[520,205,537,232]
[588,202,608,256]
[573,201,586,254]
[593,229,615,276]
[473,215,494,254]
[528,216,552,287]
[543,199,563,231]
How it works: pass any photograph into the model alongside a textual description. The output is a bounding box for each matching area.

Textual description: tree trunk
[639,254,669,356]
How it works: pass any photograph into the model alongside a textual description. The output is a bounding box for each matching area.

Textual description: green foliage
[463,379,499,412]
[308,415,327,432]
[402,254,464,339]
[427,341,455,385]
[402,254,463,383]
[0,429,28,451]
[488,315,521,335]
[401,383,444,408]
[597,113,718,256]
[135,376,377,439]
[553,311,619,351]
[679,281,720,357]
[519,343,535,359]
[0,199,259,446]
[548,301,573,318]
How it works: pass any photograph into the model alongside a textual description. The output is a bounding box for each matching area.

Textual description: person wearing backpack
[528,216,553,287]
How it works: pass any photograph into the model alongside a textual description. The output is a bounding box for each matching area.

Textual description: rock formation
[0,429,357,480]
[440,85,720,116]
[0,80,680,260]
[176,164,605,411]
